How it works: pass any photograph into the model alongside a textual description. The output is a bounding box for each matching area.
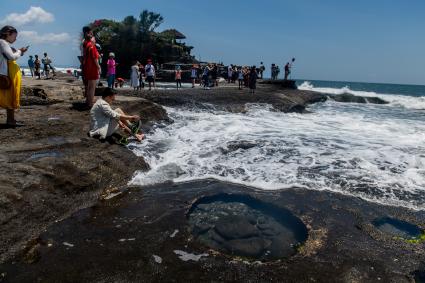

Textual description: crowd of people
[26,52,55,79]
[0,23,295,144]
[80,26,144,145]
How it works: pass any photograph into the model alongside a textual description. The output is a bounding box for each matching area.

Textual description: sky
[0,0,424,85]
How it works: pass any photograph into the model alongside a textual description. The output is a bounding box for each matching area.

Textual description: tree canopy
[87,10,195,78]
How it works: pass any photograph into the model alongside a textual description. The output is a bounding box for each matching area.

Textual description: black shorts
[147,76,154,83]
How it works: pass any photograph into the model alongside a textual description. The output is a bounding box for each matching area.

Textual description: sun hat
[109,52,115,57]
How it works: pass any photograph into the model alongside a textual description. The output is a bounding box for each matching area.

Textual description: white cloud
[0,7,54,26]
[20,31,71,44]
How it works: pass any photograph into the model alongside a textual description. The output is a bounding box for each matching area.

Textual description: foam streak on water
[130,97,425,210]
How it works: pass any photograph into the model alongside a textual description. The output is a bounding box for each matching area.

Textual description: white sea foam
[130,102,425,210]
[298,81,425,110]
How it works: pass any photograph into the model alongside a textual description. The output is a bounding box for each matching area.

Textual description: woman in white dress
[130,61,140,90]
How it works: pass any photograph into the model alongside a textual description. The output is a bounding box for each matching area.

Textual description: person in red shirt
[82,26,100,107]
[115,77,125,88]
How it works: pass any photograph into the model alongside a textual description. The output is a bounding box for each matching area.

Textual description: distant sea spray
[298,81,425,110]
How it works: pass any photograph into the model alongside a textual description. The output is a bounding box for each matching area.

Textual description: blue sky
[0,0,424,85]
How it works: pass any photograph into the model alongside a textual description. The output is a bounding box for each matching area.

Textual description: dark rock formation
[0,81,169,263]
[1,180,423,282]
[330,93,389,104]
[116,85,328,114]
[259,79,298,89]
[21,86,62,106]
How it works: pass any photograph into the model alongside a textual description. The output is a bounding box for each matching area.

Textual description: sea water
[130,81,425,210]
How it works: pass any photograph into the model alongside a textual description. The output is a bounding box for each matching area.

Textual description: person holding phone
[0,25,28,126]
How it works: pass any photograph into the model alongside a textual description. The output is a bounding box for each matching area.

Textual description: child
[115,77,125,88]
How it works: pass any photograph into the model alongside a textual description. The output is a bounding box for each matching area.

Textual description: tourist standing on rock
[271,64,276,80]
[284,62,290,80]
[289,57,295,79]
[42,53,54,78]
[237,67,244,90]
[244,66,250,87]
[202,64,210,90]
[259,62,265,79]
[211,64,218,87]
[34,55,41,79]
[227,64,233,83]
[0,26,28,126]
[175,65,182,90]
[130,61,140,91]
[106,52,117,89]
[190,64,197,88]
[249,66,258,94]
[145,59,155,90]
[89,88,144,144]
[138,63,145,90]
[28,55,35,77]
[82,26,100,107]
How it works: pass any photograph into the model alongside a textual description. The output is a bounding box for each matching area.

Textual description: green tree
[139,10,164,34]
[87,10,194,79]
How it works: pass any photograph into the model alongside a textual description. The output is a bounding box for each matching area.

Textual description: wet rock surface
[0,76,168,264]
[373,217,424,240]
[330,93,389,104]
[259,79,298,89]
[0,179,424,282]
[188,194,308,260]
[117,85,328,113]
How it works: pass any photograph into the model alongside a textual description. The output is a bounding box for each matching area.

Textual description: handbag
[0,53,11,89]
[0,74,11,89]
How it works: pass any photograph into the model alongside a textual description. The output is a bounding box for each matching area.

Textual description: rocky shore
[0,75,423,283]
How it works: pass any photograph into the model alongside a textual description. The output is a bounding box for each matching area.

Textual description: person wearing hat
[145,59,155,90]
[89,88,144,142]
[107,52,117,88]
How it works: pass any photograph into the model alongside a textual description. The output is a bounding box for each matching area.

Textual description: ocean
[127,80,425,211]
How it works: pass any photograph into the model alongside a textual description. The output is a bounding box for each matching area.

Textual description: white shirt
[0,39,22,76]
[89,98,121,139]
[228,66,233,76]
[145,64,155,76]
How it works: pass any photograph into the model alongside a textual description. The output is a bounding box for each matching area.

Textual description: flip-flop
[130,120,142,135]
[117,136,129,146]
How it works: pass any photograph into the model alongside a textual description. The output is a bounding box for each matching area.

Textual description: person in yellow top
[0,26,28,126]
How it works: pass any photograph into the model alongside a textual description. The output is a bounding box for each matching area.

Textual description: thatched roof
[160,29,186,39]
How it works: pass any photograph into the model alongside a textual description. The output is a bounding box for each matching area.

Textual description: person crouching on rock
[89,88,144,143]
